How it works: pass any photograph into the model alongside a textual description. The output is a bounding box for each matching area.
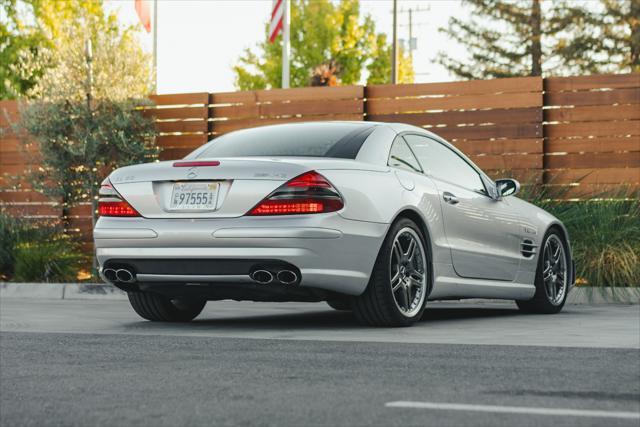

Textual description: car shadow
[122,302,523,331]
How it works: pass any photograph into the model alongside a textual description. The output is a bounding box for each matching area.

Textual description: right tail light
[246,171,344,216]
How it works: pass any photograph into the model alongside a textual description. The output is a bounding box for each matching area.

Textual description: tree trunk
[530,0,542,76]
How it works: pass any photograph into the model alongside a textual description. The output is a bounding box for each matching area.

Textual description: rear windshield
[194,122,376,159]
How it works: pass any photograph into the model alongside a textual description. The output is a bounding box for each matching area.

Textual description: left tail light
[247,171,344,216]
[98,178,140,217]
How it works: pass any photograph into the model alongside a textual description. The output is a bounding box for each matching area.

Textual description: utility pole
[408,8,413,61]
[391,0,398,84]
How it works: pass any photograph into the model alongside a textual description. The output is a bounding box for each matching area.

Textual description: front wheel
[516,229,570,314]
[353,218,430,327]
[128,291,206,322]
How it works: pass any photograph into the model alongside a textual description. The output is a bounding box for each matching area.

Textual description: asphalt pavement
[1,298,639,426]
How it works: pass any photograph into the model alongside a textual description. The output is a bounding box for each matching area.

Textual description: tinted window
[403,134,485,193]
[194,123,375,159]
[388,137,422,173]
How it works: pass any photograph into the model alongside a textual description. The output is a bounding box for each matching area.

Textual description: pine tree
[438,0,544,79]
[549,0,639,74]
[439,0,639,79]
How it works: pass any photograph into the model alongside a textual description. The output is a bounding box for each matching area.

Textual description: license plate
[170,182,219,210]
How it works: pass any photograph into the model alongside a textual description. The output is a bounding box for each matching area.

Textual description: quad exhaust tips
[103,268,136,283]
[250,268,299,285]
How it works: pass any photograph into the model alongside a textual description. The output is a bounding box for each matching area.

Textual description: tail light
[98,178,140,217]
[247,171,344,216]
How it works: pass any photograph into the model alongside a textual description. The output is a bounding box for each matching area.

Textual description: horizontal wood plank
[149,92,209,106]
[545,168,640,184]
[213,113,364,134]
[156,120,208,134]
[545,120,640,138]
[1,203,60,216]
[366,77,542,98]
[544,104,640,123]
[0,190,57,203]
[368,107,541,127]
[211,98,364,119]
[212,85,363,104]
[545,152,640,169]
[433,123,542,141]
[452,138,542,155]
[156,134,209,148]
[546,137,640,154]
[367,92,542,115]
[144,106,208,120]
[544,88,640,107]
[471,154,542,170]
[545,74,640,92]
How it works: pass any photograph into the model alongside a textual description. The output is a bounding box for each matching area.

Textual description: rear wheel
[516,229,570,314]
[353,218,429,327]
[127,291,206,322]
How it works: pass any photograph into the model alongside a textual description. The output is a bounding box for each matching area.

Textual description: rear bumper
[94,214,387,296]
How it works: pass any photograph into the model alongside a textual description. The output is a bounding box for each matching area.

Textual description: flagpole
[282,0,290,89]
[153,0,158,93]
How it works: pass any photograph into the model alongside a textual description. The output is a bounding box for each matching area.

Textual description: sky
[105,0,468,94]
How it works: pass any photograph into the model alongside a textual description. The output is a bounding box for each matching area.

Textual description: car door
[403,134,522,282]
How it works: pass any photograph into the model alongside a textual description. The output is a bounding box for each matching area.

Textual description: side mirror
[495,178,520,198]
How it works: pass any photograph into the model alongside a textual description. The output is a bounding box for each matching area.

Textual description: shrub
[13,241,86,283]
[0,212,88,282]
[520,186,640,287]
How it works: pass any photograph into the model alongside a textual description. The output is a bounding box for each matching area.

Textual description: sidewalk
[1,283,638,304]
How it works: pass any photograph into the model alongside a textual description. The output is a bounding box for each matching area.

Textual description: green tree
[19,99,158,225]
[439,0,639,80]
[367,33,415,84]
[438,0,546,79]
[233,0,413,89]
[550,0,639,74]
[0,0,50,99]
[1,0,152,100]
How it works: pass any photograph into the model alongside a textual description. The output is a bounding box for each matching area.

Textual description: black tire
[127,291,206,322]
[516,228,570,314]
[352,218,430,327]
[326,299,351,311]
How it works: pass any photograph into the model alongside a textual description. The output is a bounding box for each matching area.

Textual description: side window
[403,134,485,193]
[387,137,422,173]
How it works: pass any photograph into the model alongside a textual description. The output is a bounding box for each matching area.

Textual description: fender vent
[521,239,537,258]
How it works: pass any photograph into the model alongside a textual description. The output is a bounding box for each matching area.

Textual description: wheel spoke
[546,279,556,301]
[397,284,409,310]
[410,270,424,282]
[391,271,402,291]
[404,285,413,310]
[393,240,403,263]
[542,264,553,281]
[405,238,416,261]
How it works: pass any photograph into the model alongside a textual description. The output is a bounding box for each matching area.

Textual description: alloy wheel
[542,234,568,306]
[389,227,427,317]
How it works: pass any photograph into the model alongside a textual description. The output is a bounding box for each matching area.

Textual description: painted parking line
[385,401,640,420]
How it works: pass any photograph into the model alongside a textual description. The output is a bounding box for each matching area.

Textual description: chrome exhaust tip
[115,269,135,283]
[251,270,274,285]
[103,268,117,282]
[277,270,298,285]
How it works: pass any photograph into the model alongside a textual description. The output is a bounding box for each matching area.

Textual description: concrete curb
[0,283,127,300]
[1,283,638,304]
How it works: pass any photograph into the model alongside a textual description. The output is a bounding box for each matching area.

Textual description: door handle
[443,192,459,205]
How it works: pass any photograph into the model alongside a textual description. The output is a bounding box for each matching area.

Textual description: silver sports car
[95,121,574,326]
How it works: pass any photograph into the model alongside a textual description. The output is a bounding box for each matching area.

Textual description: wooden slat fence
[1,73,638,248]
[543,74,640,197]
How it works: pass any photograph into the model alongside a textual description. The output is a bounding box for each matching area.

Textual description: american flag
[268,0,285,43]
